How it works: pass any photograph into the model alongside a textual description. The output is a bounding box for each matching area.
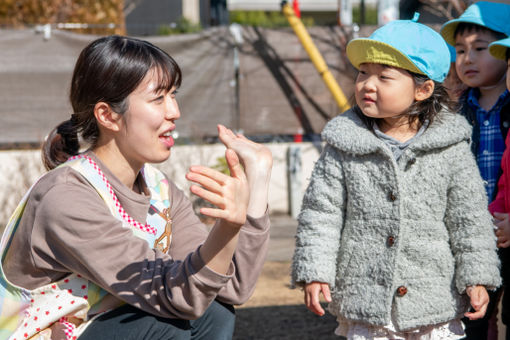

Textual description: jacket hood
[322,108,472,155]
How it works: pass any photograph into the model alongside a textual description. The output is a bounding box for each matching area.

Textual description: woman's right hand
[186,148,249,227]
[304,281,332,316]
[217,124,272,218]
[186,148,250,275]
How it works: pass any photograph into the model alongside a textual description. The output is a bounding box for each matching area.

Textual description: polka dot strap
[69,155,157,235]
[59,317,76,340]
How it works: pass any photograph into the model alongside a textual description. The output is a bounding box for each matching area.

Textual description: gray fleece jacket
[291,108,501,331]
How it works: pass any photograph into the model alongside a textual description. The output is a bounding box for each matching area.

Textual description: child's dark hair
[454,22,507,41]
[42,35,182,170]
[356,71,452,130]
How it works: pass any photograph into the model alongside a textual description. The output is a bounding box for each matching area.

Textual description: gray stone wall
[0,142,321,228]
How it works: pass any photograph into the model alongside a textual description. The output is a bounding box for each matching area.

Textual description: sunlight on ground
[240,261,304,308]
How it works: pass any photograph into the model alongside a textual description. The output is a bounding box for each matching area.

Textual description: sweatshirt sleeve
[444,141,501,293]
[291,145,346,288]
[29,172,234,320]
[167,180,270,305]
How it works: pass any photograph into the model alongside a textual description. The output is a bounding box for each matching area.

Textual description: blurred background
[0,0,485,227]
[0,0,483,148]
[1,1,505,338]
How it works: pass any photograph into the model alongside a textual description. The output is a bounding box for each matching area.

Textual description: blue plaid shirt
[467,88,510,200]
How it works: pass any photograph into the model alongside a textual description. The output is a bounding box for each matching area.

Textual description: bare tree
[418,0,472,20]
[0,0,125,34]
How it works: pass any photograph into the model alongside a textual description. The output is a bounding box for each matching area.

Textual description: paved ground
[233,214,508,340]
[264,213,299,262]
[232,214,341,339]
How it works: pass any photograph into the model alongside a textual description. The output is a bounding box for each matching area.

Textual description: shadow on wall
[0,143,323,229]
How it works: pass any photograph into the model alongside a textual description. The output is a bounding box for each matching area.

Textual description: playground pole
[281,1,350,113]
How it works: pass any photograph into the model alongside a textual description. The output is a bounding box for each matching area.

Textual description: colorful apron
[0,155,171,340]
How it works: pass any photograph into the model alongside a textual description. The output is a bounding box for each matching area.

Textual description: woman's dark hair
[355,71,453,131]
[42,35,182,170]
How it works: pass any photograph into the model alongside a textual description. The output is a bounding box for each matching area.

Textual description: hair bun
[42,119,80,170]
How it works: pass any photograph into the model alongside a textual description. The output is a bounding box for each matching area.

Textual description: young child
[487,36,510,340]
[291,14,501,339]
[0,36,273,340]
[441,1,510,202]
[440,3,510,338]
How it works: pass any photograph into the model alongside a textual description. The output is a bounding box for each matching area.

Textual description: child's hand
[493,212,510,248]
[186,149,249,227]
[464,285,489,320]
[304,281,332,316]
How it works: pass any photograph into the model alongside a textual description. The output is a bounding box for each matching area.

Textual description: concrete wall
[0,142,321,224]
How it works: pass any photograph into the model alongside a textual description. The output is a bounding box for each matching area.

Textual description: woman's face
[116,69,180,169]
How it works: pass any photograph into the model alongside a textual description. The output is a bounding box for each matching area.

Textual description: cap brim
[490,37,510,60]
[441,20,463,46]
[346,39,424,76]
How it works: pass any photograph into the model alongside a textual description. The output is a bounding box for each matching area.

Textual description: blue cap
[441,1,510,46]
[489,37,510,60]
[346,13,451,82]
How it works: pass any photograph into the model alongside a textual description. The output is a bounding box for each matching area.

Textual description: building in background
[228,0,474,26]
[125,0,228,36]
[228,0,347,25]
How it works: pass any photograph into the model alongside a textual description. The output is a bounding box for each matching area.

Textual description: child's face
[455,29,507,88]
[355,63,417,120]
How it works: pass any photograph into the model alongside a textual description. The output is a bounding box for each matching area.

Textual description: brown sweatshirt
[3,152,270,320]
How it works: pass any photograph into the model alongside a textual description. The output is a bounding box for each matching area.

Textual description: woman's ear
[94,102,122,132]
[415,79,435,101]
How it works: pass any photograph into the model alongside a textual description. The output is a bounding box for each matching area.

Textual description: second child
[487,37,510,340]
[441,1,510,202]
[441,2,510,338]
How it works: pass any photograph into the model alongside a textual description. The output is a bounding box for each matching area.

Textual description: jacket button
[397,286,407,296]
[389,192,397,201]
[387,236,395,247]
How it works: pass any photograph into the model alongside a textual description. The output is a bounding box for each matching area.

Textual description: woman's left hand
[464,285,489,320]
